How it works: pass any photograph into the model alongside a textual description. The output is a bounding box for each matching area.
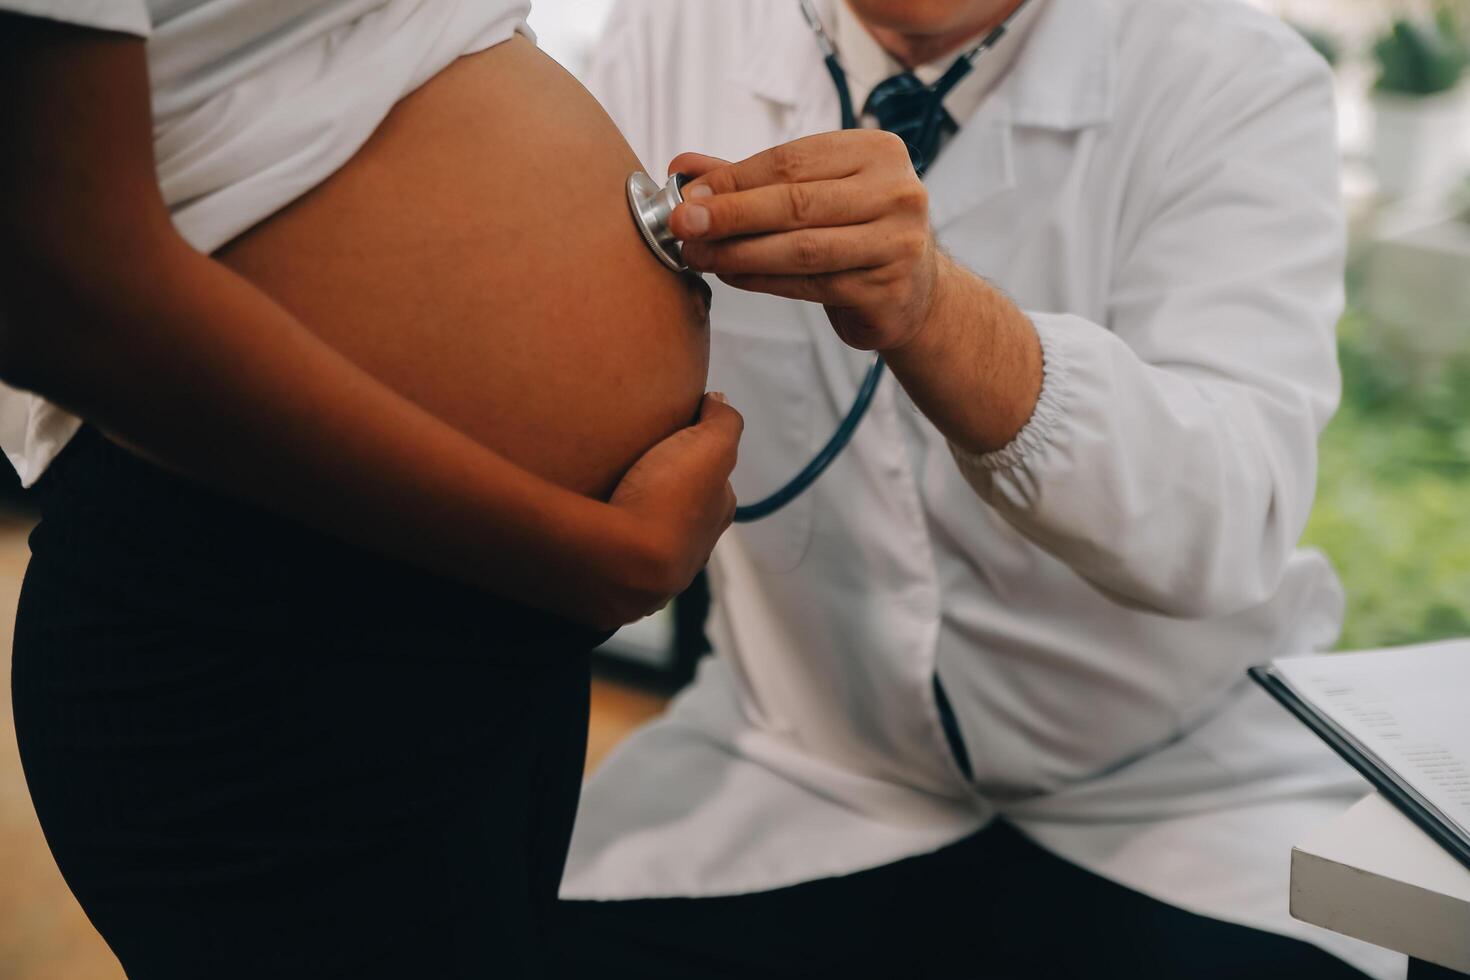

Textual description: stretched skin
[218,35,711,501]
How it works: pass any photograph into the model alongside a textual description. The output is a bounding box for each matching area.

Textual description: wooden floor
[0,515,668,980]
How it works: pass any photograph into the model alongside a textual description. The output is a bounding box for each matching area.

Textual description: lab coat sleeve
[951,49,1344,620]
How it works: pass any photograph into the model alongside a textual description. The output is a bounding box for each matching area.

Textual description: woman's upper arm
[0,14,177,334]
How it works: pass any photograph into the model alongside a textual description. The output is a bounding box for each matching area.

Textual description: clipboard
[1250,663,1470,874]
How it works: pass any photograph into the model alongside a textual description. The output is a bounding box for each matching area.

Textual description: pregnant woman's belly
[217,35,709,500]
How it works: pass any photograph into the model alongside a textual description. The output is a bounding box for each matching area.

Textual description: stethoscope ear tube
[823,53,858,132]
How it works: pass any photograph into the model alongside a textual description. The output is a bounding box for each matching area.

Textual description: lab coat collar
[928,0,1115,228]
[1004,0,1115,131]
[924,110,1014,230]
[730,0,1114,132]
[729,0,1113,230]
[727,2,837,119]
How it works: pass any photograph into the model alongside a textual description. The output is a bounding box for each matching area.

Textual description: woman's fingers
[670,179,882,242]
[602,391,744,621]
[691,391,743,476]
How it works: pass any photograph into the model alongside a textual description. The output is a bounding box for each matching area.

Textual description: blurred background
[2,1,1468,976]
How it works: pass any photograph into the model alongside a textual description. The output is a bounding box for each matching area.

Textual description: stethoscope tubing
[731,355,886,523]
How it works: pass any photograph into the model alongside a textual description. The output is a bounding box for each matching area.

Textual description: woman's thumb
[694,392,744,465]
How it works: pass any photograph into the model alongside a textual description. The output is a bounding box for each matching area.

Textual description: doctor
[561,1,1402,977]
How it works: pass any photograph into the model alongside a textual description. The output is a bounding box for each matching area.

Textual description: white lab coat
[567,1,1403,975]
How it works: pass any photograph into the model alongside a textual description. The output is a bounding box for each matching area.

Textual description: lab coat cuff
[955,312,1072,475]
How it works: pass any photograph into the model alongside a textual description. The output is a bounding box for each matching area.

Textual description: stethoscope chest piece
[627,171,691,273]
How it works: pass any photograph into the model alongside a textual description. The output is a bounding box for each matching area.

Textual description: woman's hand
[668,131,944,352]
[582,393,742,629]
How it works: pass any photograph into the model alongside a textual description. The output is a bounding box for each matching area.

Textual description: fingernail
[685,183,713,200]
[709,391,728,403]
[683,204,710,236]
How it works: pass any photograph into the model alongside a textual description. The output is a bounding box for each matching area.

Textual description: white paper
[1272,639,1470,839]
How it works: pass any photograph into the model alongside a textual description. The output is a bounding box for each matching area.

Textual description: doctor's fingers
[717,268,880,311]
[676,130,890,197]
[666,152,729,180]
[670,179,884,242]
[682,224,903,277]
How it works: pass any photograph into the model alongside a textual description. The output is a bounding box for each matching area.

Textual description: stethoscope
[627,0,1032,522]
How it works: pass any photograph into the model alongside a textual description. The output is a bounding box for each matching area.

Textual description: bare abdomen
[216,35,710,500]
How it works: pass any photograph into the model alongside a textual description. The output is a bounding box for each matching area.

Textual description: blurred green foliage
[1372,9,1469,96]
[1454,175,1470,223]
[1303,309,1470,649]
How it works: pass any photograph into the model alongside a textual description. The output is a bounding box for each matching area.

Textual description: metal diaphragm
[626,171,690,273]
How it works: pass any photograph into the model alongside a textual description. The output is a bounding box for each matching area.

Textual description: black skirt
[11,427,606,978]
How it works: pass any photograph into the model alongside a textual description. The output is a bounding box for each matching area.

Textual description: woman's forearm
[6,231,650,626]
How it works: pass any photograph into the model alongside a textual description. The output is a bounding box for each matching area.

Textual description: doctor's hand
[669,131,948,352]
[671,133,1044,459]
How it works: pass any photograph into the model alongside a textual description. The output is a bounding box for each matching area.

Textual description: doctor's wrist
[882,259,1044,455]
[881,251,962,356]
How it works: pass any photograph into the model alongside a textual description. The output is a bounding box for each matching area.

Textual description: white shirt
[572,1,1404,976]
[0,0,531,486]
[830,0,1044,130]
